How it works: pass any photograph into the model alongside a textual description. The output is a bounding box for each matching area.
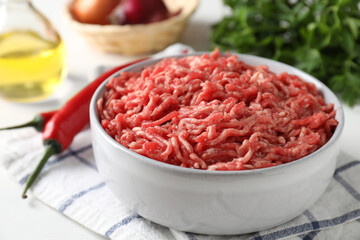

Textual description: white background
[0,0,359,239]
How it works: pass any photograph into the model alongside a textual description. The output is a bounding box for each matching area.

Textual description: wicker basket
[64,0,198,55]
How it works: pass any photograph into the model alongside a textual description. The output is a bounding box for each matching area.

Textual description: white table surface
[0,0,359,239]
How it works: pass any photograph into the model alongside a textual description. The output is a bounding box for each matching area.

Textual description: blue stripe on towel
[59,182,106,213]
[185,232,198,240]
[253,234,264,240]
[45,151,76,167]
[47,144,93,168]
[301,231,319,240]
[252,209,360,240]
[68,147,97,171]
[19,144,93,185]
[301,211,320,240]
[105,214,142,237]
[335,160,360,174]
[333,174,360,201]
[303,210,320,230]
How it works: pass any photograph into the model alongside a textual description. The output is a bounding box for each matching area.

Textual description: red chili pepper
[22,58,148,198]
[0,110,58,132]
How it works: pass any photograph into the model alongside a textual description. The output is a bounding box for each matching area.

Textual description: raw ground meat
[97,49,338,171]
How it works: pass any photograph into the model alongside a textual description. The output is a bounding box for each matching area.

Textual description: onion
[71,0,120,25]
[122,0,169,24]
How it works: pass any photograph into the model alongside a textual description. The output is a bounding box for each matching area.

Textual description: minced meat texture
[97,49,338,171]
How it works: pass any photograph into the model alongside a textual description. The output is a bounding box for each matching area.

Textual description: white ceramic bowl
[89,53,344,235]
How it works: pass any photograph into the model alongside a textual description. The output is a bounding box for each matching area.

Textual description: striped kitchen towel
[1,127,360,240]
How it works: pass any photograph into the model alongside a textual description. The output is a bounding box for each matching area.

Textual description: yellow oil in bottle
[0,30,66,102]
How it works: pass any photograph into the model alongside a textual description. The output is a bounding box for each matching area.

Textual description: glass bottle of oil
[0,0,67,102]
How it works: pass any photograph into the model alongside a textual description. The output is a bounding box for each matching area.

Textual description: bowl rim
[90,51,345,176]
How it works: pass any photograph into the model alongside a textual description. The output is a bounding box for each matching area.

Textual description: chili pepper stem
[22,144,55,199]
[0,115,44,132]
